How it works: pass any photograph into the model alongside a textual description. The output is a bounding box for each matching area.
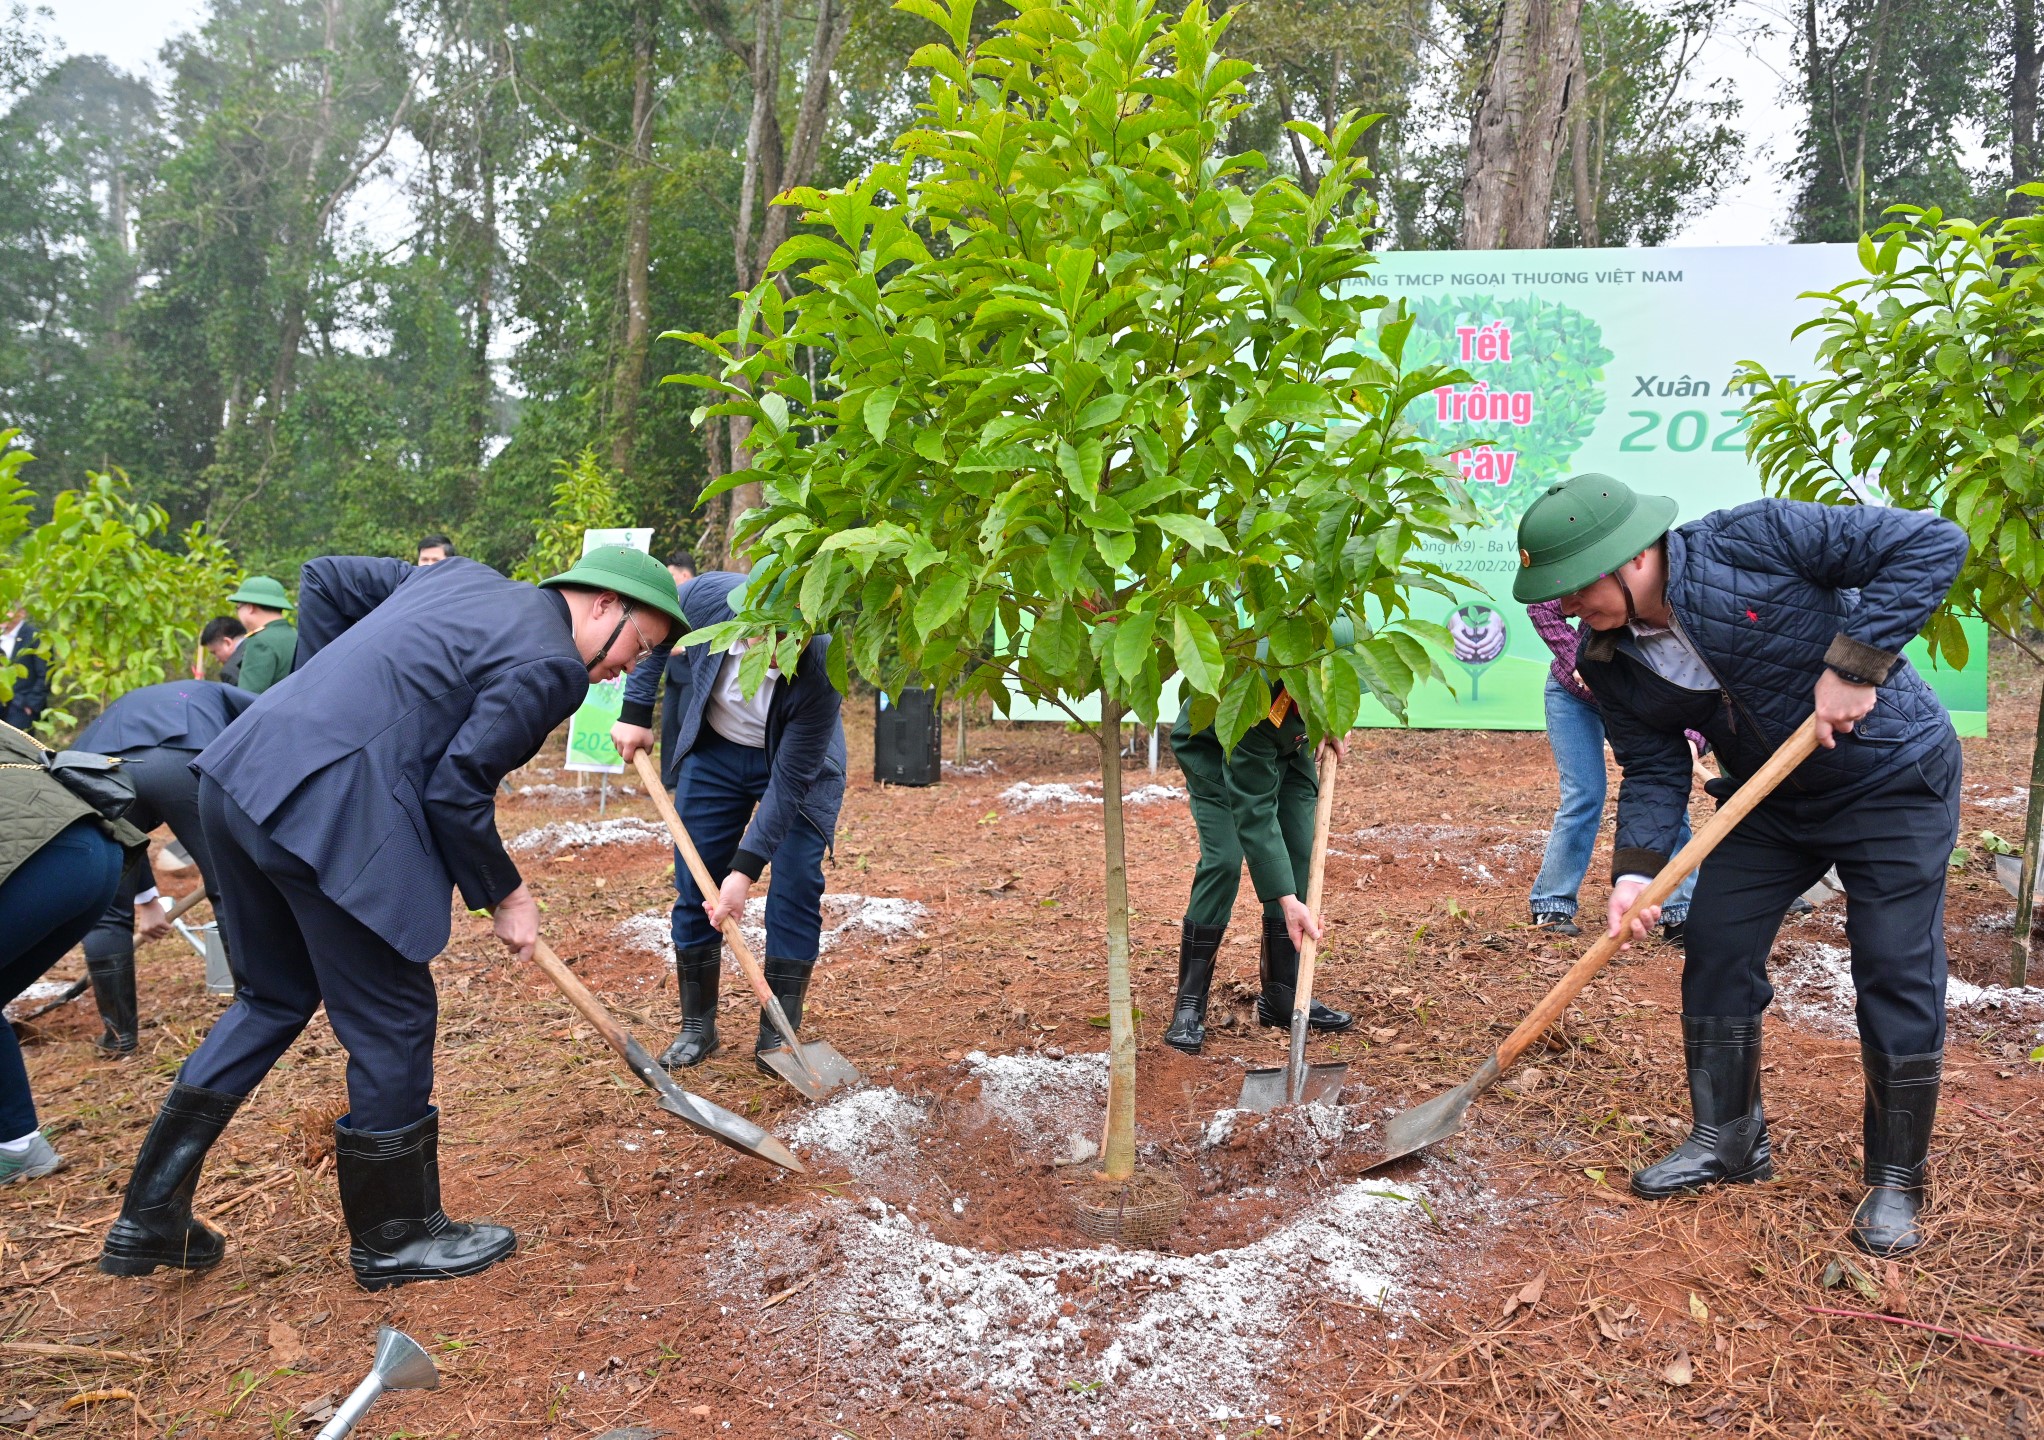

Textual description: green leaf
[1111,609,1157,681]
[1047,534,1092,596]
[864,387,900,444]
[913,568,970,638]
[1093,528,1136,571]
[1262,383,1334,425]
[1074,394,1128,429]
[1171,606,1224,696]
[1150,513,1227,552]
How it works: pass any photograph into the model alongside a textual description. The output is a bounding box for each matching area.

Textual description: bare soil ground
[5,656,2043,1438]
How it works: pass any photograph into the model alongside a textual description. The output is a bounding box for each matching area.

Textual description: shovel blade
[1372,1076,1481,1168]
[759,1039,861,1100]
[653,1084,806,1173]
[1237,1062,1347,1113]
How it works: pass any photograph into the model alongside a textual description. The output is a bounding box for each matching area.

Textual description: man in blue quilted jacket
[1514,474,1967,1257]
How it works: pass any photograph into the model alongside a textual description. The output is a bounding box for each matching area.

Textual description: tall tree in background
[1460,0,1583,247]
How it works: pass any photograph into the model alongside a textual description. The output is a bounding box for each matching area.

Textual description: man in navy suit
[100,547,685,1291]
[74,680,256,1053]
[612,571,846,1075]
[1,609,47,730]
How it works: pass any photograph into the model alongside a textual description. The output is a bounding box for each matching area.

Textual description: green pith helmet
[540,544,688,630]
[227,576,291,610]
[1512,474,1678,604]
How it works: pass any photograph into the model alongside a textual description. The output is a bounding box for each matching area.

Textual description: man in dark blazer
[100,547,684,1291]
[1,609,48,730]
[658,550,697,790]
[75,680,257,1053]
[613,571,845,1075]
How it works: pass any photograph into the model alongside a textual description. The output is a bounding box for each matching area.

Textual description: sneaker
[0,1132,63,1185]
[1533,914,1581,938]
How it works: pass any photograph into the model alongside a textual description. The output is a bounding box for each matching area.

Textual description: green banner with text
[1360,244,1987,735]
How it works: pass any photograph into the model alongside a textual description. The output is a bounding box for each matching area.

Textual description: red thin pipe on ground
[1805,1305,2044,1360]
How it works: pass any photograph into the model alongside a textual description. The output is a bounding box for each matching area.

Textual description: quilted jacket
[1576,498,1966,881]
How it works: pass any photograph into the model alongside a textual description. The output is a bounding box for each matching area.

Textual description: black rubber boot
[1163,921,1227,1054]
[335,1108,517,1291]
[1850,1046,1941,1257]
[755,955,817,1076]
[659,942,723,1069]
[85,952,139,1056]
[1255,913,1353,1032]
[1630,1015,1772,1199]
[100,1082,243,1275]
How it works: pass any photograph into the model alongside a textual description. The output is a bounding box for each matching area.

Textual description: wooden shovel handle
[1490,715,1822,1075]
[1293,748,1340,1013]
[530,938,636,1063]
[162,887,209,924]
[630,750,778,1012]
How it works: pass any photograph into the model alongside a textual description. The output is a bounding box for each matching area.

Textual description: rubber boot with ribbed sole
[85,952,139,1056]
[659,942,723,1069]
[1163,921,1227,1054]
[754,956,816,1078]
[100,1082,242,1275]
[1631,1015,1772,1199]
[1254,913,1353,1032]
[1850,1047,1941,1257]
[335,1108,516,1291]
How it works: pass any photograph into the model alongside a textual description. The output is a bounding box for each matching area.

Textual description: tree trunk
[2015,0,2040,211]
[1461,0,1584,249]
[1098,700,1138,1181]
[472,84,498,471]
[1569,67,1600,246]
[2011,677,2044,986]
[610,0,662,474]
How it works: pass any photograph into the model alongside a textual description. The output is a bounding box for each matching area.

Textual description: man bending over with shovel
[610,572,846,1079]
[1513,474,1966,1256]
[100,547,684,1289]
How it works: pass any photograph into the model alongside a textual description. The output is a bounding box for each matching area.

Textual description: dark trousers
[671,730,830,958]
[1685,732,1961,1055]
[81,745,219,965]
[177,776,438,1131]
[0,821,125,1136]
[1180,749,1315,930]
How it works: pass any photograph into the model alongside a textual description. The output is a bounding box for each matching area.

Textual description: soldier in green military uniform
[1164,689,1355,1053]
[228,577,296,695]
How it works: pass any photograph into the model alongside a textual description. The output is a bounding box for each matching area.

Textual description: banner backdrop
[1357,244,1987,735]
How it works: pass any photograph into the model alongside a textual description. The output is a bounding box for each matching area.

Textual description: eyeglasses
[622,605,656,670]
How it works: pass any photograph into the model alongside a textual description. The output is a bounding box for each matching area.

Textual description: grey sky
[33,0,1802,246]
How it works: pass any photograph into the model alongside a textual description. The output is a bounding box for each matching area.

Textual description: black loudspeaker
[874,688,942,786]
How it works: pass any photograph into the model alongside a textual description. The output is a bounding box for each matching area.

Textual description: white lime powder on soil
[616,893,928,968]
[999,780,1186,811]
[507,816,667,853]
[716,1049,1451,1429]
[1775,939,2044,1038]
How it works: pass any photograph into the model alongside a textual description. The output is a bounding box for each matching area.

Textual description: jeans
[0,820,126,1138]
[1686,732,1960,1054]
[671,730,831,959]
[1529,678,1693,925]
[177,778,439,1131]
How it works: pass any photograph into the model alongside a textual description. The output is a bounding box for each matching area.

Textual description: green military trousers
[1170,698,1319,929]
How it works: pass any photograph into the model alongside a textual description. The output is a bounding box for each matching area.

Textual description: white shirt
[0,621,20,660]
[705,644,778,749]
[1621,618,1716,692]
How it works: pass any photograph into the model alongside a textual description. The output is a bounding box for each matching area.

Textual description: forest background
[0,0,2035,579]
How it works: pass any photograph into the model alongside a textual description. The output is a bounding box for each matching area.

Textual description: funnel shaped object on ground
[313,1325,438,1439]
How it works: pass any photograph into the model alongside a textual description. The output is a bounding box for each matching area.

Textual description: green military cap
[540,544,688,630]
[227,576,292,610]
[1512,474,1677,604]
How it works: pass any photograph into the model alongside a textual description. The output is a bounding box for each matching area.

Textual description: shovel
[1239,748,1348,1111]
[1371,715,1821,1170]
[314,1325,438,1440]
[630,750,860,1100]
[530,937,804,1172]
[17,888,214,1023]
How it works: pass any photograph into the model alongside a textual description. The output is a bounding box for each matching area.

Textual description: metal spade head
[618,1035,807,1172]
[1371,1074,1484,1169]
[758,1038,862,1100]
[371,1326,439,1392]
[1237,1062,1347,1113]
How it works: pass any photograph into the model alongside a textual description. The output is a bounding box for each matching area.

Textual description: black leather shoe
[1659,917,1687,947]
[755,955,818,1077]
[1533,913,1581,938]
[100,1082,242,1275]
[659,942,723,1069]
[335,1108,516,1291]
[1254,914,1353,1032]
[1850,1046,1941,1256]
[1631,1015,1772,1199]
[1163,921,1227,1054]
[86,952,139,1056]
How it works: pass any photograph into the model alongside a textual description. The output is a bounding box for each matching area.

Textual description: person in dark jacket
[612,571,846,1075]
[1514,473,1967,1257]
[1163,697,1355,1054]
[0,722,142,1184]
[74,681,257,1054]
[99,547,684,1290]
[659,550,697,790]
[1,609,49,730]
[201,616,245,686]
